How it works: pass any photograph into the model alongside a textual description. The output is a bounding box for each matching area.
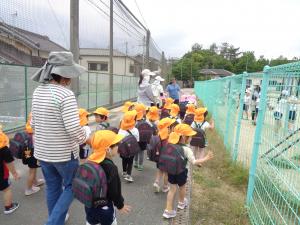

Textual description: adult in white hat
[151,75,165,107]
[137,69,156,106]
[31,51,90,225]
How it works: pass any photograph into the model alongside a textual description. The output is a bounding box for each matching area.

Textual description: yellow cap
[79,108,90,126]
[146,106,160,121]
[120,110,137,130]
[0,125,9,149]
[186,104,196,115]
[170,104,180,117]
[168,124,197,144]
[194,107,207,122]
[88,130,124,163]
[122,101,135,112]
[135,103,146,121]
[157,118,176,140]
[164,98,174,110]
[93,107,109,117]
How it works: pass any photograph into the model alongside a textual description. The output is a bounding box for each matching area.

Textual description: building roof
[80,48,127,57]
[199,69,234,76]
[0,22,66,52]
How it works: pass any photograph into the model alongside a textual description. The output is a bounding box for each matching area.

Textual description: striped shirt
[31,84,88,162]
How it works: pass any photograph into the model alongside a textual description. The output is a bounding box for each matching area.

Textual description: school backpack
[158,144,187,175]
[179,101,188,119]
[118,130,141,157]
[72,160,108,208]
[107,126,119,134]
[160,108,170,119]
[183,114,195,125]
[190,122,206,148]
[136,120,156,143]
[147,135,162,162]
[9,131,33,159]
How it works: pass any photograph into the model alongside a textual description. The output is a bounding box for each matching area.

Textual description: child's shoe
[134,163,138,168]
[162,209,176,219]
[122,172,127,178]
[137,165,143,171]
[4,203,19,215]
[162,185,170,193]
[153,182,160,193]
[177,198,188,210]
[25,186,40,196]
[124,175,134,183]
[34,178,45,187]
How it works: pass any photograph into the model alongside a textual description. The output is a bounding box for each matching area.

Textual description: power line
[134,0,148,29]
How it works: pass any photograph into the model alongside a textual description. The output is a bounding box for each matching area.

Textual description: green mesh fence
[0,63,138,132]
[195,62,300,225]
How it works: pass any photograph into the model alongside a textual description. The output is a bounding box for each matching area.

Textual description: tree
[209,43,218,54]
[191,43,203,52]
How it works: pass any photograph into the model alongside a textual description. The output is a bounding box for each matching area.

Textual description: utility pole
[145,29,150,69]
[161,51,165,79]
[70,0,80,97]
[124,42,128,75]
[109,0,113,105]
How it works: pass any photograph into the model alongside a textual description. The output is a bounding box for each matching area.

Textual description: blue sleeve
[166,85,170,92]
[176,84,180,91]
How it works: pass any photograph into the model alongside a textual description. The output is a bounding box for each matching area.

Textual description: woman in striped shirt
[31,52,90,225]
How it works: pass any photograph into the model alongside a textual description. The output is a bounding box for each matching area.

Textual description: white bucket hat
[32,51,87,83]
[155,76,165,82]
[141,69,151,76]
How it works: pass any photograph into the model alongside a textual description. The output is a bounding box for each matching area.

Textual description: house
[80,48,138,76]
[199,69,234,79]
[0,22,66,66]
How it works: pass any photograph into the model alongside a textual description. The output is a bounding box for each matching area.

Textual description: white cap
[155,76,165,81]
[153,70,161,75]
[282,90,289,96]
[141,69,150,76]
[148,71,156,76]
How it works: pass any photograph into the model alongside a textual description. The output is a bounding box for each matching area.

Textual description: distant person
[166,78,181,104]
[243,91,251,120]
[31,51,90,225]
[137,69,156,107]
[94,107,110,131]
[151,75,165,108]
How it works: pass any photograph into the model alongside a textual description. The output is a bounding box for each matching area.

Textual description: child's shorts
[168,168,188,187]
[289,111,296,121]
[0,179,10,191]
[27,157,39,169]
[85,201,115,225]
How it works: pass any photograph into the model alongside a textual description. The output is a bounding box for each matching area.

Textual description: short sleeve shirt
[167,84,180,100]
[191,121,210,130]
[0,146,14,180]
[118,128,139,142]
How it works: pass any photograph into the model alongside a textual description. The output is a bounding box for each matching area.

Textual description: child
[243,91,251,120]
[160,98,174,119]
[0,126,20,214]
[169,103,182,124]
[118,110,139,182]
[153,117,176,193]
[183,103,196,125]
[79,108,92,164]
[134,103,147,171]
[24,113,45,196]
[191,108,214,160]
[122,101,135,113]
[94,107,110,131]
[85,130,131,225]
[162,124,213,219]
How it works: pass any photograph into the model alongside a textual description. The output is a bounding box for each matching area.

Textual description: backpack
[136,120,156,143]
[72,160,108,208]
[160,108,170,119]
[9,131,33,159]
[100,122,110,128]
[107,126,119,134]
[183,114,194,125]
[179,102,188,119]
[118,130,141,157]
[158,144,187,175]
[147,135,162,162]
[190,122,206,148]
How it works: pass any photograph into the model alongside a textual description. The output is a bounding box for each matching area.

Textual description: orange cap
[94,107,109,117]
[146,106,160,121]
[170,104,180,117]
[122,101,135,112]
[88,130,124,163]
[186,104,196,115]
[25,112,33,134]
[157,118,176,140]
[135,103,146,121]
[164,98,174,109]
[79,108,90,126]
[168,124,197,144]
[194,107,207,122]
[0,125,9,149]
[120,110,137,130]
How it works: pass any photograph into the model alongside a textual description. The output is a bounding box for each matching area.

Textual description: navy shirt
[167,83,180,100]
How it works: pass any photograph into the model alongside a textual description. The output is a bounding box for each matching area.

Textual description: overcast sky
[123,0,300,59]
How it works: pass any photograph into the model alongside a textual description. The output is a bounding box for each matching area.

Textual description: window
[88,62,108,72]
[129,65,134,73]
[269,80,277,86]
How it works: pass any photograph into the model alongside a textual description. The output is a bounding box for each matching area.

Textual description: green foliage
[171,43,297,81]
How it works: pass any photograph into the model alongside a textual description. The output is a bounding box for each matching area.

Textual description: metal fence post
[96,73,98,108]
[246,66,270,204]
[87,72,90,110]
[232,72,248,161]
[224,78,233,149]
[24,65,28,122]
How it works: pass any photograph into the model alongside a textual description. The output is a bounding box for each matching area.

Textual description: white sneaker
[65,213,69,223]
[162,209,176,219]
[34,179,45,187]
[153,182,160,193]
[25,186,40,196]
[177,198,188,210]
[162,185,170,193]
[124,175,134,182]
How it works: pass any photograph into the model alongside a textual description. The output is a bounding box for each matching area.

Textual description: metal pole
[109,0,114,105]
[145,30,150,69]
[124,42,127,75]
[70,0,80,97]
[161,51,165,78]
[246,65,270,204]
[24,66,28,122]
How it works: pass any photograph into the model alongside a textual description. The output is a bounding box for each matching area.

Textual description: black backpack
[118,130,141,157]
[179,102,188,119]
[160,108,170,119]
[9,131,33,159]
[147,135,162,162]
[190,122,206,148]
[136,120,155,143]
[183,114,194,125]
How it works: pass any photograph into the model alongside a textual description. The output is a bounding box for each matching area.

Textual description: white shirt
[244,95,251,105]
[118,128,139,142]
[275,98,287,113]
[289,96,298,111]
[191,121,210,130]
[182,146,196,166]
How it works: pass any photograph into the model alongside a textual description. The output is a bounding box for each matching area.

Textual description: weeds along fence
[0,63,138,132]
[194,62,300,225]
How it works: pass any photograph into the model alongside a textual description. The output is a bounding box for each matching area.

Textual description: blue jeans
[40,157,79,225]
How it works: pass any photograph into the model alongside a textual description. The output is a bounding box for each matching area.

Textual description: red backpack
[183,114,195,125]
[158,144,187,175]
[118,130,141,157]
[190,122,206,148]
[136,120,155,143]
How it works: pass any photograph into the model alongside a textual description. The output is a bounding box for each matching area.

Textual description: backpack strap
[175,144,186,161]
[101,122,109,129]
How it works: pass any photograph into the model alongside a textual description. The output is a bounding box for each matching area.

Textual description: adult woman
[166,78,181,104]
[137,69,156,107]
[31,51,90,225]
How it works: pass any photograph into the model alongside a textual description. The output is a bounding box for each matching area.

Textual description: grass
[190,128,250,225]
